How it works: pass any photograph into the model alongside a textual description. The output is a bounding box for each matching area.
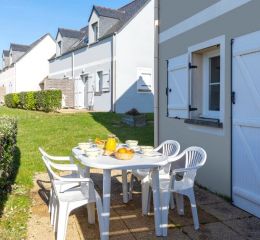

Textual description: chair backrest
[180,146,207,187]
[156,140,180,174]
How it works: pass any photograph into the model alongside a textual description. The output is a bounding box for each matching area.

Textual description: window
[137,68,153,93]
[95,71,103,94]
[167,36,225,123]
[92,22,98,42]
[203,50,220,118]
[58,41,62,55]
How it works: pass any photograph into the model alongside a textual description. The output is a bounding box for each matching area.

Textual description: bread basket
[114,151,134,160]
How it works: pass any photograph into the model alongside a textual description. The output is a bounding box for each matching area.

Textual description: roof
[2,50,9,57]
[10,43,30,52]
[1,34,53,69]
[102,0,149,37]
[58,28,85,39]
[51,0,149,60]
[91,6,125,20]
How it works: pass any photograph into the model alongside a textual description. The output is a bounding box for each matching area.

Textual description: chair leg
[87,202,96,224]
[51,194,56,226]
[189,190,199,230]
[160,190,171,237]
[95,190,105,240]
[48,189,52,213]
[122,170,128,203]
[170,192,175,209]
[129,174,134,200]
[176,193,184,215]
[147,187,152,214]
[57,202,69,240]
[141,182,150,215]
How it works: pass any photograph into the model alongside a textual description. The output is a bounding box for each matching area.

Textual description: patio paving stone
[28,171,257,240]
[182,222,246,240]
[224,216,260,240]
[200,201,250,221]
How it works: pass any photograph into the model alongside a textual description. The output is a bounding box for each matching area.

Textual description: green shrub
[35,90,62,112]
[4,90,62,112]
[25,92,36,110]
[4,93,19,108]
[0,116,17,189]
[18,92,26,109]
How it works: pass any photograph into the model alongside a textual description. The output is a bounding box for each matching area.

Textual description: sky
[0,0,131,64]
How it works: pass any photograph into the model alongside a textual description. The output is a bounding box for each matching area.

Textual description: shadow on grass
[0,146,21,217]
[90,112,154,146]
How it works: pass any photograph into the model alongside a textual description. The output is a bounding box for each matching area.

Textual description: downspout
[72,52,75,107]
[154,0,159,146]
[230,38,234,202]
[112,33,117,112]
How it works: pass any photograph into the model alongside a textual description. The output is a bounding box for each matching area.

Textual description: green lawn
[0,107,154,239]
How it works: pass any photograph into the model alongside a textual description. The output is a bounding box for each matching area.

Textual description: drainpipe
[154,0,159,146]
[112,33,117,112]
[72,52,75,107]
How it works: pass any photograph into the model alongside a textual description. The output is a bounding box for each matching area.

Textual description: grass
[0,107,154,239]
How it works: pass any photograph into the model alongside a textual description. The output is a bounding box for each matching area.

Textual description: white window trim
[92,22,99,42]
[188,35,225,122]
[202,49,220,119]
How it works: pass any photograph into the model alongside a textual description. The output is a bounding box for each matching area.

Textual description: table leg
[151,168,162,236]
[101,169,111,240]
[122,170,129,203]
[85,166,90,178]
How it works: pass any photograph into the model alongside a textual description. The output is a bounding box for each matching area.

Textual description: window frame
[58,41,62,56]
[202,49,221,119]
[95,71,103,95]
[92,22,99,42]
[188,35,225,122]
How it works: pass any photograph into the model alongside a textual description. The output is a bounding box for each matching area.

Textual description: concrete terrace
[28,170,260,240]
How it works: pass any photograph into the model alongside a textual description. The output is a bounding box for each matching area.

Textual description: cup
[140,146,154,155]
[125,140,139,148]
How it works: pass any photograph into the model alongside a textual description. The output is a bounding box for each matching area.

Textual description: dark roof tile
[10,43,30,52]
[58,28,85,39]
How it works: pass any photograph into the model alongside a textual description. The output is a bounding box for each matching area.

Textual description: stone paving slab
[182,222,245,240]
[200,201,250,221]
[28,171,259,240]
[224,216,260,240]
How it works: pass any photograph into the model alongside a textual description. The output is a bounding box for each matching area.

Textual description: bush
[4,93,20,108]
[4,90,62,112]
[0,116,17,189]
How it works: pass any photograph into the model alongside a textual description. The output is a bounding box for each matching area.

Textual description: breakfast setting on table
[76,134,159,160]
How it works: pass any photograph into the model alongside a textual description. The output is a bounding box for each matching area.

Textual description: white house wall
[49,37,113,111]
[115,0,154,113]
[15,35,56,92]
[0,66,15,94]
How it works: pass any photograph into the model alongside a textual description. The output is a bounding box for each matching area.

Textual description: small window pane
[209,56,220,111]
[209,84,220,111]
[210,56,220,83]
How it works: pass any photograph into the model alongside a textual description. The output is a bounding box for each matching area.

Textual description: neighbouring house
[155,0,260,218]
[48,0,155,113]
[0,34,56,96]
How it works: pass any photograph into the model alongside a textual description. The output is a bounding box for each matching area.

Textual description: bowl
[140,146,154,155]
[78,142,93,151]
[125,140,139,148]
[84,148,102,159]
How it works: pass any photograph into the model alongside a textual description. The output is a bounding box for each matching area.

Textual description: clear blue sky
[0,0,131,57]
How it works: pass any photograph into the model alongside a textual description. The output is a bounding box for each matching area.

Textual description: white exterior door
[232,31,260,218]
[74,77,85,108]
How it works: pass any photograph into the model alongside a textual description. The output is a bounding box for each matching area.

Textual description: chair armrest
[172,166,198,174]
[50,162,79,172]
[47,155,73,162]
[54,176,94,183]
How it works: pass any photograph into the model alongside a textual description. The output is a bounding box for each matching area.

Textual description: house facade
[0,34,56,94]
[156,0,260,218]
[48,0,154,113]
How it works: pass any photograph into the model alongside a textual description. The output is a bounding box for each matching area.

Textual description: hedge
[0,116,17,189]
[4,90,62,112]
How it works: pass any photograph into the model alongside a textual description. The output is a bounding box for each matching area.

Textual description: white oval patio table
[72,147,168,240]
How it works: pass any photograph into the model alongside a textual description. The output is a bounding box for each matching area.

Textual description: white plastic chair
[148,146,207,236]
[42,155,104,240]
[129,140,180,214]
[39,148,84,225]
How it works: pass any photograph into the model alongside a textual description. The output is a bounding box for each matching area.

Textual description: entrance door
[83,74,94,109]
[232,31,260,218]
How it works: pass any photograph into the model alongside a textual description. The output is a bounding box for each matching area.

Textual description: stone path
[28,170,260,240]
